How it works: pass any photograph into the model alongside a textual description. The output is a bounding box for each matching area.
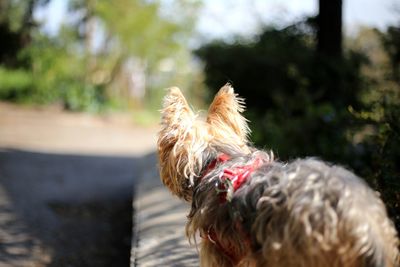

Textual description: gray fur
[188,149,399,267]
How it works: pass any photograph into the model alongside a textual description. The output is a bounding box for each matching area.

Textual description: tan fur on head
[157,84,250,201]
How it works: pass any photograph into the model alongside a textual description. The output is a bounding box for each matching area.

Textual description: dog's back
[232,157,399,267]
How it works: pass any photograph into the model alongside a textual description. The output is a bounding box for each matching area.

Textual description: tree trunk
[317,0,343,58]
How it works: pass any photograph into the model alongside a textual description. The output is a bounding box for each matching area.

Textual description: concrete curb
[130,154,199,267]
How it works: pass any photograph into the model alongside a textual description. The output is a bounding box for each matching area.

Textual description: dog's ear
[159,87,195,133]
[158,87,196,174]
[206,84,250,146]
[158,87,202,201]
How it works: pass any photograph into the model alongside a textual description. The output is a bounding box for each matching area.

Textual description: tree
[0,0,50,66]
[196,22,364,161]
[65,0,200,107]
[382,26,400,82]
[0,0,202,111]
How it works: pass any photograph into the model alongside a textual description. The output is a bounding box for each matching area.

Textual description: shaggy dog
[157,84,399,267]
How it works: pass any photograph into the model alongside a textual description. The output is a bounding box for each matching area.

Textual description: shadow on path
[0,149,144,267]
[131,153,199,267]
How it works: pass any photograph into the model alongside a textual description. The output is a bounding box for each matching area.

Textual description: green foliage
[382,26,400,82]
[64,0,201,110]
[0,0,201,113]
[95,1,180,59]
[0,67,33,100]
[196,23,365,162]
[0,1,45,31]
[3,28,105,111]
[348,26,400,227]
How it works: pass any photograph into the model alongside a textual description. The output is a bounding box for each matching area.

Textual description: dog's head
[157,84,250,201]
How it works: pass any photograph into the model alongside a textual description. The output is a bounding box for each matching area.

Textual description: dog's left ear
[206,84,250,147]
[158,87,198,200]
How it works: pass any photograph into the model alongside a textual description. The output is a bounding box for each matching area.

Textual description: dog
[157,84,399,267]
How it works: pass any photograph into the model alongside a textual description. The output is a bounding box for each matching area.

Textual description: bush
[0,67,33,101]
[196,24,365,164]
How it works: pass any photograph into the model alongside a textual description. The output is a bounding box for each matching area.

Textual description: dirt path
[0,102,158,266]
[0,102,157,155]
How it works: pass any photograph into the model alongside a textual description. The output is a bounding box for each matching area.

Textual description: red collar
[201,153,231,178]
[200,154,264,264]
[202,153,264,202]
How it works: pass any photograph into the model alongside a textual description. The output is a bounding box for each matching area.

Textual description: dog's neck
[200,153,231,180]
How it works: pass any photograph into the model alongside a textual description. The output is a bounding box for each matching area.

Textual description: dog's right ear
[206,84,250,150]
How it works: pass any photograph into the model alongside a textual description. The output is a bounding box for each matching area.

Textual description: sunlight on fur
[157,84,399,267]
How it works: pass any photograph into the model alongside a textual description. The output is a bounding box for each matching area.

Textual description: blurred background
[0,0,399,266]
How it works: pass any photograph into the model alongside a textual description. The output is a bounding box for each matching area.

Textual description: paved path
[0,102,199,266]
[130,154,198,267]
[0,150,138,267]
[0,181,50,267]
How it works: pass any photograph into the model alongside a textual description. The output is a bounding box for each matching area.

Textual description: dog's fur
[157,84,399,267]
